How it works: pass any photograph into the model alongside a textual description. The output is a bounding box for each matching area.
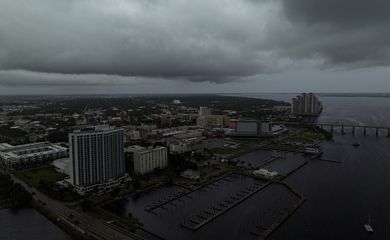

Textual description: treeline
[5,95,288,117]
[0,173,32,207]
[144,95,289,110]
[168,153,199,174]
[308,125,333,140]
[38,180,80,202]
[0,126,29,145]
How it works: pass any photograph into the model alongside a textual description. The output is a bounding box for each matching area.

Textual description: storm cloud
[0,0,389,88]
[279,0,390,67]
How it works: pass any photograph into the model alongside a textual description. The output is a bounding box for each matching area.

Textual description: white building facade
[292,93,322,116]
[0,142,68,169]
[132,146,168,175]
[69,128,126,194]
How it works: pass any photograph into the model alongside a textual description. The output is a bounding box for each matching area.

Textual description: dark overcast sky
[0,0,389,94]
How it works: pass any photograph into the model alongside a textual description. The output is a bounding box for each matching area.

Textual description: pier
[181,181,270,231]
[144,189,190,211]
[145,173,236,212]
[258,182,306,240]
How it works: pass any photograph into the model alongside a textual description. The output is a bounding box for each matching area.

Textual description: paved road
[10,174,139,240]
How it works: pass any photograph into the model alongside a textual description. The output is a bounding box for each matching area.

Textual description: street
[10,174,140,240]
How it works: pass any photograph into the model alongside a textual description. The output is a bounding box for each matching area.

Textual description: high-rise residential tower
[69,126,126,194]
[292,93,322,116]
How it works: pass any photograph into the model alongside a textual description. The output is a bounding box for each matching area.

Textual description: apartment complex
[69,127,126,194]
[292,93,322,116]
[127,146,168,175]
[0,142,68,169]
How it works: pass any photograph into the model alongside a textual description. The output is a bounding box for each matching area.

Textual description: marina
[120,174,302,240]
[181,181,270,231]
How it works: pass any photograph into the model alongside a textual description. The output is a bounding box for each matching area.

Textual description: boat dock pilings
[181,182,272,231]
[145,173,236,212]
[256,181,306,240]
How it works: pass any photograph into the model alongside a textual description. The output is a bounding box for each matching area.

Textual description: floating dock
[181,181,271,231]
[144,189,190,211]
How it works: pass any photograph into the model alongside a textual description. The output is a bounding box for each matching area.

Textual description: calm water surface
[0,207,73,240]
[236,93,390,239]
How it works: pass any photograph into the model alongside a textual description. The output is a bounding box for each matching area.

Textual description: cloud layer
[0,0,285,82]
[280,0,390,67]
[0,0,389,88]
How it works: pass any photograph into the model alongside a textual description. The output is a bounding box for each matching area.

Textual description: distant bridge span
[274,121,390,137]
[316,122,390,137]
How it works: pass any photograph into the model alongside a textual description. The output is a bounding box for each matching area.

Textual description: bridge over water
[275,121,390,137]
[315,122,390,137]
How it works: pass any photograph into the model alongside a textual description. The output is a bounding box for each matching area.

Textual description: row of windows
[72,133,124,186]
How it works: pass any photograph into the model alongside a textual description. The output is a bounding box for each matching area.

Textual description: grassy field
[0,200,17,209]
[287,130,327,144]
[0,114,12,120]
[210,147,236,155]
[15,166,81,202]
[210,143,251,156]
[15,166,67,188]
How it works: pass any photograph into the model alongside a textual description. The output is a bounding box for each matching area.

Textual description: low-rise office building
[197,115,230,128]
[169,142,188,154]
[169,137,224,154]
[231,120,273,137]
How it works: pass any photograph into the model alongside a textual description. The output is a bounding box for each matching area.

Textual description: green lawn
[210,143,250,156]
[15,166,80,202]
[210,147,235,155]
[287,130,326,144]
[0,200,19,209]
[15,166,67,188]
[0,114,12,120]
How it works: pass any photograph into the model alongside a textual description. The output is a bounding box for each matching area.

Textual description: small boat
[364,224,374,233]
[364,215,374,233]
[352,142,360,147]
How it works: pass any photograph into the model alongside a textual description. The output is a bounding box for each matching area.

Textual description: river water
[0,207,73,240]
[233,93,390,239]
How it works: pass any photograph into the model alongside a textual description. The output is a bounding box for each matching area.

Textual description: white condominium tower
[69,127,125,188]
[292,93,322,116]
